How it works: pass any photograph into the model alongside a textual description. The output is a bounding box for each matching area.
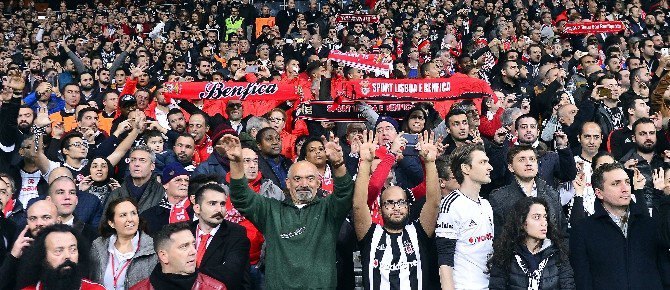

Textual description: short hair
[629,67,644,84]
[143,130,163,143]
[631,117,655,133]
[60,131,85,152]
[446,108,467,123]
[60,83,79,94]
[626,56,641,68]
[507,144,537,165]
[450,143,486,184]
[246,116,269,134]
[622,95,646,118]
[256,127,278,144]
[194,183,226,205]
[153,221,192,252]
[0,172,16,196]
[596,73,617,86]
[514,114,538,130]
[76,107,99,122]
[591,151,615,170]
[129,145,156,163]
[189,112,210,127]
[436,156,451,180]
[175,133,195,144]
[167,108,184,119]
[501,108,522,128]
[188,174,221,198]
[99,197,146,238]
[580,121,602,135]
[591,162,625,191]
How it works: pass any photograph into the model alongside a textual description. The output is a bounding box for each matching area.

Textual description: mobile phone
[597,87,612,99]
[662,48,669,57]
[402,133,419,156]
[245,65,259,73]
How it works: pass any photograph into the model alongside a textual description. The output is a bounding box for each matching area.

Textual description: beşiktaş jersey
[359,221,432,290]
[435,190,494,290]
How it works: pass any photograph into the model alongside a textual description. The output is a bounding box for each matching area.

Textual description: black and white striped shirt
[359,222,432,290]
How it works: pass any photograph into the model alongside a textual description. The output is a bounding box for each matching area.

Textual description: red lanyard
[110,236,141,289]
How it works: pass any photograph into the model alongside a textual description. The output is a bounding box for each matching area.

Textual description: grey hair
[129,145,156,163]
[246,116,270,134]
[501,107,522,128]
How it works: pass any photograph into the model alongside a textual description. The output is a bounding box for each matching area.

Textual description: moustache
[211,212,224,219]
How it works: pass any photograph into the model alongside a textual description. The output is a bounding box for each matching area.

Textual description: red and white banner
[162,81,300,101]
[563,21,625,34]
[328,50,393,77]
[335,14,380,23]
[332,73,494,102]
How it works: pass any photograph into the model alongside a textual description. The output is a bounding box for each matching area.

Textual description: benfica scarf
[169,198,191,224]
[335,14,380,23]
[563,21,625,34]
[162,81,301,102]
[297,100,416,122]
[331,73,494,108]
[328,50,393,77]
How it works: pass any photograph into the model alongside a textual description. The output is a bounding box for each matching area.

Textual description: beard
[18,121,31,131]
[41,260,82,290]
[636,142,655,154]
[382,212,408,231]
[294,187,315,203]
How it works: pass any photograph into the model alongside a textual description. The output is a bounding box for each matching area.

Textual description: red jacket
[23,279,105,290]
[194,135,214,166]
[129,273,227,290]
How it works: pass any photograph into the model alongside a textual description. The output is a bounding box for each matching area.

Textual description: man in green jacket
[221,133,353,289]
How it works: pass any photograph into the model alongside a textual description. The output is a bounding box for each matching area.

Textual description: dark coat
[569,198,670,290]
[103,175,166,215]
[489,242,575,290]
[141,203,195,236]
[190,221,251,290]
[193,152,230,185]
[257,154,292,189]
[490,178,568,239]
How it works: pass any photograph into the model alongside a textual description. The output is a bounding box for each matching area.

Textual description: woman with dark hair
[90,198,157,290]
[488,197,575,290]
[400,106,433,134]
[80,157,121,201]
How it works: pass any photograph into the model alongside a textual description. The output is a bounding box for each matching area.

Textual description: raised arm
[353,130,376,240]
[107,118,142,166]
[418,131,440,237]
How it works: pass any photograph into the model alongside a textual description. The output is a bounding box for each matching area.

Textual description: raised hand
[79,175,93,191]
[321,132,344,164]
[417,130,438,162]
[34,108,52,128]
[10,226,34,258]
[358,130,377,163]
[130,63,147,79]
[220,135,242,162]
[573,172,586,197]
[109,178,121,191]
[653,168,666,191]
[632,168,646,191]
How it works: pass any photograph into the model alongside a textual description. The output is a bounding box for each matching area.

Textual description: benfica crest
[360,79,371,95]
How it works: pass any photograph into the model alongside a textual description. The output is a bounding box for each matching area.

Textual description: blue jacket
[569,197,670,290]
[23,92,65,115]
[193,152,230,184]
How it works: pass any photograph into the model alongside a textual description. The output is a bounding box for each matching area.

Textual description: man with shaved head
[220,133,353,289]
[46,176,98,244]
[0,199,58,290]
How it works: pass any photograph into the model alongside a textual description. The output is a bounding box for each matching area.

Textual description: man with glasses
[354,130,441,289]
[142,163,194,235]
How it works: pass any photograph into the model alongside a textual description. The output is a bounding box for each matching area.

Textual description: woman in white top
[90,198,157,289]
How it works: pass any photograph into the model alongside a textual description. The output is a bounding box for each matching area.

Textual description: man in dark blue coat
[570,162,670,290]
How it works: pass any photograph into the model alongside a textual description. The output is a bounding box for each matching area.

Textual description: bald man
[221,135,354,289]
[0,200,58,290]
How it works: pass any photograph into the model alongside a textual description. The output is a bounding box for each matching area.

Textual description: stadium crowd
[2,0,670,289]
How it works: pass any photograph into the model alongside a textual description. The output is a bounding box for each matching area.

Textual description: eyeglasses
[227,103,242,109]
[68,142,87,148]
[382,199,409,210]
[269,117,285,122]
[409,115,425,120]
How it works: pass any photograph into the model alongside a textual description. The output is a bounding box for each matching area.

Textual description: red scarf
[2,199,14,218]
[225,172,263,224]
[169,198,191,223]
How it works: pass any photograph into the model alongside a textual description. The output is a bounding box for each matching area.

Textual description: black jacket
[190,221,251,290]
[490,178,568,239]
[569,198,670,290]
[489,242,575,290]
[141,201,195,236]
